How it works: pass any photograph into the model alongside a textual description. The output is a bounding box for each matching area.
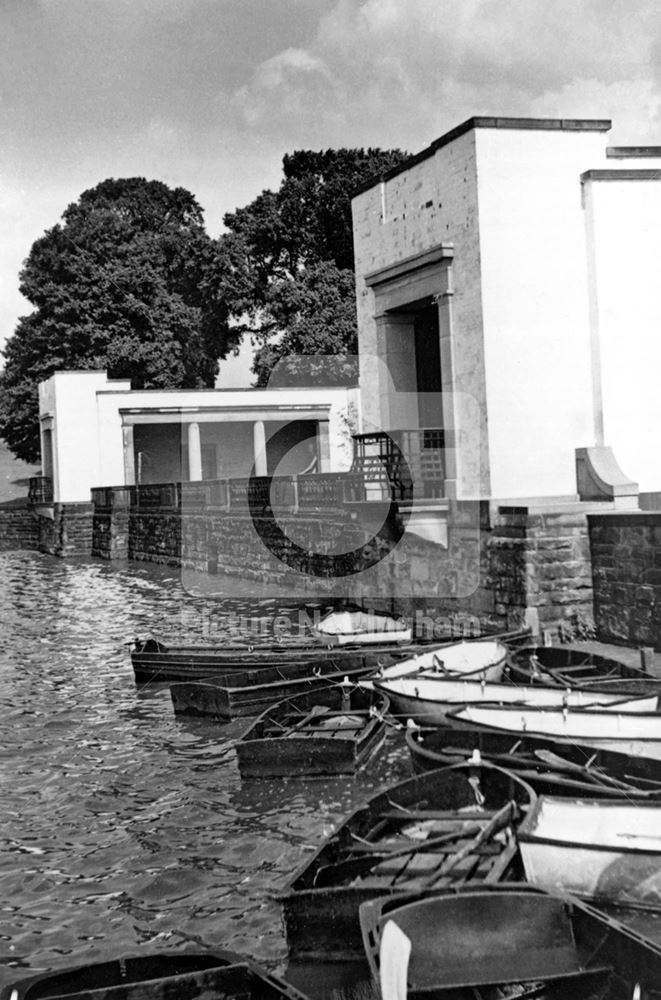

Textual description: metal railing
[28,476,53,504]
[351,428,446,500]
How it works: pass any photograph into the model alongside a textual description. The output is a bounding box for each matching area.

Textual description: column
[317,420,331,472]
[187,421,202,481]
[122,424,135,486]
[253,420,267,476]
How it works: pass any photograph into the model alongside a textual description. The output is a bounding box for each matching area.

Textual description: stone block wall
[38,503,94,557]
[0,502,40,551]
[589,512,661,647]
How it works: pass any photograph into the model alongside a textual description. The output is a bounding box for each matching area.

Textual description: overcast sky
[2,0,660,383]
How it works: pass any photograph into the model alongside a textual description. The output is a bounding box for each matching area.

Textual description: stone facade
[38,503,94,557]
[589,512,661,647]
[0,502,40,551]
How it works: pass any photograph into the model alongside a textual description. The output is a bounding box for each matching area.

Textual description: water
[0,551,409,992]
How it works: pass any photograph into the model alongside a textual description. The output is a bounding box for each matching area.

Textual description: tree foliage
[218,147,408,386]
[0,178,235,463]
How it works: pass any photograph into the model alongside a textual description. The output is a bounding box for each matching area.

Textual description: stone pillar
[122,425,135,486]
[317,420,331,472]
[187,422,202,481]
[436,264,458,499]
[253,420,267,476]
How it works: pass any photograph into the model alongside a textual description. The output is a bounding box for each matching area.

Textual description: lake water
[0,551,410,995]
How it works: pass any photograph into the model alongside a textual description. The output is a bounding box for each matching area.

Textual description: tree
[0,178,236,463]
[218,147,408,386]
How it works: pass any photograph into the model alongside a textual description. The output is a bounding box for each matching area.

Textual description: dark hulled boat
[235,684,390,778]
[0,950,309,1000]
[169,658,380,720]
[508,644,654,688]
[405,723,661,798]
[278,761,534,962]
[359,884,661,999]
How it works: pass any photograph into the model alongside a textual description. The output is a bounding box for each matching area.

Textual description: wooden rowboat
[372,673,658,727]
[278,761,534,961]
[312,609,412,645]
[508,644,653,688]
[132,628,532,684]
[169,660,379,720]
[447,702,661,761]
[0,950,309,1000]
[359,884,661,999]
[372,639,510,685]
[519,795,661,910]
[405,724,661,798]
[130,637,410,684]
[235,684,390,778]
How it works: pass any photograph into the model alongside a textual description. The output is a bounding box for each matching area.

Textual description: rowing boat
[312,609,412,645]
[447,702,661,760]
[405,724,661,798]
[169,659,380,720]
[359,884,661,999]
[130,636,413,684]
[278,761,534,961]
[235,684,390,778]
[508,644,652,687]
[0,950,308,1000]
[371,673,658,727]
[370,639,511,689]
[132,629,531,684]
[519,795,661,910]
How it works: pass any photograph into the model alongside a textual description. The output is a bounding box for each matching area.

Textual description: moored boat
[0,950,309,1000]
[169,659,379,720]
[235,684,390,778]
[519,795,661,909]
[508,644,653,688]
[131,636,410,684]
[405,723,661,798]
[359,884,661,999]
[371,639,510,686]
[447,702,661,760]
[372,673,658,727]
[312,608,412,645]
[278,761,534,961]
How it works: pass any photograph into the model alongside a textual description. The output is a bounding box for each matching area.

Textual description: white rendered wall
[583,175,661,492]
[474,127,609,499]
[41,372,358,501]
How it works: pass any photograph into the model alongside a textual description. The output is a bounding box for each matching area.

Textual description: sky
[2,0,661,385]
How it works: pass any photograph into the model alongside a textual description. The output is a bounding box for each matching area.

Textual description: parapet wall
[589,512,661,647]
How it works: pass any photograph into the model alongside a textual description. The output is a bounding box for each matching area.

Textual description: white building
[352,116,661,504]
[38,371,358,504]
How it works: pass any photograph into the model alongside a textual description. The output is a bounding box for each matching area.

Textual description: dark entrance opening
[414,303,443,429]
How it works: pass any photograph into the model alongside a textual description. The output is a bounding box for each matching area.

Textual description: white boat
[519,795,661,908]
[448,703,661,760]
[372,640,510,684]
[371,674,659,727]
[312,610,412,646]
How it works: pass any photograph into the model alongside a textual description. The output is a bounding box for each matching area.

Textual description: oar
[312,823,486,887]
[421,800,515,886]
[533,749,638,791]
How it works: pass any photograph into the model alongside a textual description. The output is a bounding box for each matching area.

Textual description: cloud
[228,0,661,149]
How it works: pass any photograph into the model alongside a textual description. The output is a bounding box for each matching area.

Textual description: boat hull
[508,644,652,688]
[358,884,661,998]
[279,762,534,961]
[448,703,661,761]
[375,639,509,685]
[0,951,309,1000]
[520,795,661,909]
[235,686,390,778]
[374,675,657,727]
[405,725,661,797]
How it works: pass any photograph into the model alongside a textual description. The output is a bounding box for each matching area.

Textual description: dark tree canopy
[0,178,235,463]
[218,147,408,386]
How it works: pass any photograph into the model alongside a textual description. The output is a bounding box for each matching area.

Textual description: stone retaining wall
[589,512,661,647]
[0,502,40,551]
[38,503,94,557]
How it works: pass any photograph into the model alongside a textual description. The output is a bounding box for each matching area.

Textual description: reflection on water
[0,552,408,992]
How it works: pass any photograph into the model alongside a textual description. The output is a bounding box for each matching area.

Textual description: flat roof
[353,115,612,197]
[607,146,661,158]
